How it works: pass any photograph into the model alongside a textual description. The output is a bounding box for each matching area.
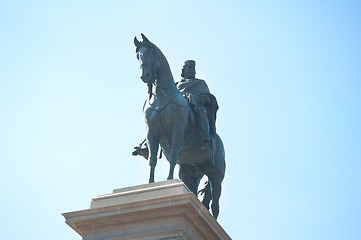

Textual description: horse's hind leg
[209,177,222,220]
[179,165,201,195]
[200,181,212,210]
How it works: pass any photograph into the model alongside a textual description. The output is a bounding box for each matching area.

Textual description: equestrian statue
[132,34,226,219]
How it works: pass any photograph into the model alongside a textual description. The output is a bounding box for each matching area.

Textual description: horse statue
[133,34,226,219]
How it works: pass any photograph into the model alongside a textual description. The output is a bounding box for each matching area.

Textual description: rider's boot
[196,106,211,149]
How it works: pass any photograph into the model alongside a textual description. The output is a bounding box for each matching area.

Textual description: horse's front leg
[147,132,160,183]
[167,126,185,180]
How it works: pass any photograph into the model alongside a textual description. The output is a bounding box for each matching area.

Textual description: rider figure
[176,60,219,149]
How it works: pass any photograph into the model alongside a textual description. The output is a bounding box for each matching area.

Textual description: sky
[0,0,360,239]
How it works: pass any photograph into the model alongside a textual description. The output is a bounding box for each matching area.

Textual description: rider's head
[181,60,196,79]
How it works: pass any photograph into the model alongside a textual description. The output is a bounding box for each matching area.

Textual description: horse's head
[134,34,161,84]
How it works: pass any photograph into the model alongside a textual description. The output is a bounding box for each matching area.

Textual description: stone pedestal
[62,179,231,240]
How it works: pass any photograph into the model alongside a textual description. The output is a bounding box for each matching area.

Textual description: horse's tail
[198,180,211,196]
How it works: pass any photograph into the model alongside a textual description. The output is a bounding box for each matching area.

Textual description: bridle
[136,43,178,104]
[137,44,160,98]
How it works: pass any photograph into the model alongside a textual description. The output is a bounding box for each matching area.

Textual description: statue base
[62,179,231,240]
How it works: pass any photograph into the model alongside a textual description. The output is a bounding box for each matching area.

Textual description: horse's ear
[134,36,141,47]
[141,33,149,42]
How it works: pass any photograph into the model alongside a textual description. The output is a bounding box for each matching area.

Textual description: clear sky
[0,0,360,239]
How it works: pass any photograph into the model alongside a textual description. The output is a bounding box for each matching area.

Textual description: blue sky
[0,0,360,239]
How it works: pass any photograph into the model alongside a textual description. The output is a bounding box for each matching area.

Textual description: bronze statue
[132,34,225,219]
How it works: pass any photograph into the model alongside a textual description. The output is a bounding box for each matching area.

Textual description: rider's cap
[183,60,196,67]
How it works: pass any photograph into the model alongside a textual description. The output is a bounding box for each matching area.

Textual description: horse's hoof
[149,179,154,183]
[167,176,173,180]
